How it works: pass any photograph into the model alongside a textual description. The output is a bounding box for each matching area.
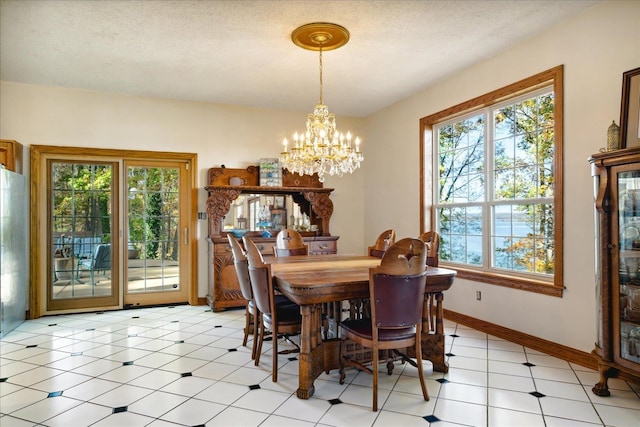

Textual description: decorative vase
[608,120,621,151]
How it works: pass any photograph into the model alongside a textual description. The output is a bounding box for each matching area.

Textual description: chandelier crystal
[280,23,363,183]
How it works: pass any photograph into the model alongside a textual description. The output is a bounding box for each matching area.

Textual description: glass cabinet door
[617,170,640,363]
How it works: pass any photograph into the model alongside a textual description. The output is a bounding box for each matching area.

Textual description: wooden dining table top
[269,254,456,305]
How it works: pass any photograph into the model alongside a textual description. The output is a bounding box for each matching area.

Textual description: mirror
[224,194,309,233]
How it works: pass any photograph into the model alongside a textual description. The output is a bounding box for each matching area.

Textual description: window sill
[443,264,564,297]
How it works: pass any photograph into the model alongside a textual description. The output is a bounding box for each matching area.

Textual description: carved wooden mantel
[205,166,334,237]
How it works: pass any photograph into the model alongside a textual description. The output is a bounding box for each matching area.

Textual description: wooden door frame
[30,145,198,318]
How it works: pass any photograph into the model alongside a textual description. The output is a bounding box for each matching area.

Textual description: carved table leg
[415,292,449,372]
[296,304,322,399]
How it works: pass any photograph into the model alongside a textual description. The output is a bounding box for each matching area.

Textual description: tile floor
[1,304,639,427]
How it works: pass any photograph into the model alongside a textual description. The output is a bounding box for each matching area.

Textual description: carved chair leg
[251,310,260,360]
[254,312,264,367]
[242,306,251,347]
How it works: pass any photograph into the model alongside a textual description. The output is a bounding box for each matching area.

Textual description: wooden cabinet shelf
[590,147,640,396]
[204,165,339,311]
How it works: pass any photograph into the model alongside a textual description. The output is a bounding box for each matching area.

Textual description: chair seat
[341,318,416,341]
[274,294,298,308]
[263,304,302,325]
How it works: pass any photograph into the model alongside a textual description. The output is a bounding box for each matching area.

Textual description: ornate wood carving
[303,191,333,236]
[208,166,259,186]
[206,188,241,237]
[282,169,322,188]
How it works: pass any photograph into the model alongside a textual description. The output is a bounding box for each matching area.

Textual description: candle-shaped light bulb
[283,138,288,152]
[355,137,361,152]
[346,132,352,142]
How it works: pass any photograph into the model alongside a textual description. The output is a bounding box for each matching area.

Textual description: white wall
[0,83,366,299]
[363,0,640,352]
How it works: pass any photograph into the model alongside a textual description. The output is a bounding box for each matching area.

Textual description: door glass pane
[51,162,113,299]
[127,166,180,293]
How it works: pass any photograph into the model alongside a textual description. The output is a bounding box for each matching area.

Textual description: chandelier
[280,23,363,183]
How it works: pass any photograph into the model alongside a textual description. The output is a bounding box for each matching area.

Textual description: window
[420,66,563,296]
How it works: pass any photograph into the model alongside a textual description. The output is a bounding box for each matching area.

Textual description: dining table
[269,254,457,399]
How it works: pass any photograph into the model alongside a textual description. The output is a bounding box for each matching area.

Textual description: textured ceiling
[0,0,599,117]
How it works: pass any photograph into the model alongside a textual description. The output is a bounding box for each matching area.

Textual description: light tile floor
[1,305,639,426]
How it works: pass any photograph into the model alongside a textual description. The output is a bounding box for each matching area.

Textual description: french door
[31,146,197,316]
[124,161,189,307]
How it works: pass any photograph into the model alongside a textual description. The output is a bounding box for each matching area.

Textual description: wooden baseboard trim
[444,309,597,371]
[196,297,208,306]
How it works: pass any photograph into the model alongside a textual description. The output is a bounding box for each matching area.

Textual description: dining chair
[368,229,396,258]
[227,234,261,359]
[347,229,397,321]
[339,237,429,411]
[419,231,440,331]
[273,228,309,257]
[419,231,440,267]
[243,236,302,382]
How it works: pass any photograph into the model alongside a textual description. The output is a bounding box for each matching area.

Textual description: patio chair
[76,244,111,285]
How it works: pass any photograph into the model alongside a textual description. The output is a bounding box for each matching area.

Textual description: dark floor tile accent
[96,312,105,314]
[424,415,440,423]
[530,391,546,398]
[328,398,342,405]
[123,361,134,366]
[168,306,175,309]
[128,334,137,337]
[0,378,7,382]
[436,378,450,384]
[450,334,460,338]
[288,356,298,361]
[214,325,222,328]
[48,324,57,327]
[445,353,455,357]
[171,320,179,323]
[249,384,261,390]
[204,309,212,312]
[175,340,185,344]
[48,391,63,398]
[71,352,82,356]
[193,424,206,427]
[132,316,140,319]
[228,348,238,352]
[113,406,128,414]
[181,372,193,377]
[26,344,37,348]
[523,362,536,367]
[86,328,95,331]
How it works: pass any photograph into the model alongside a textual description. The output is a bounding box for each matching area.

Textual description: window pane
[438,206,483,265]
[491,203,554,274]
[438,116,485,204]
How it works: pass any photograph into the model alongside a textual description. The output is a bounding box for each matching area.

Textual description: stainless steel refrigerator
[0,166,27,338]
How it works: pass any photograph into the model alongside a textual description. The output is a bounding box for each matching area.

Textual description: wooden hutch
[205,165,339,311]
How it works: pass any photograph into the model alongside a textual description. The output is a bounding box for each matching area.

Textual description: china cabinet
[205,165,339,311]
[0,139,23,174]
[590,147,640,396]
